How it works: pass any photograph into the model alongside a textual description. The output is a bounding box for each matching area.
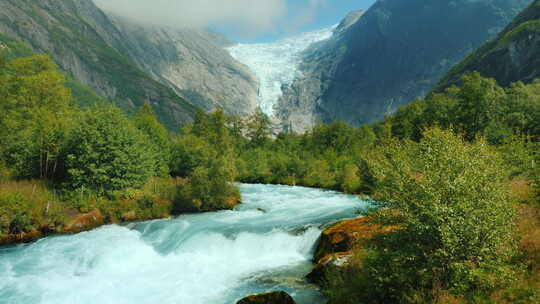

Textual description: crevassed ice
[227,27,334,117]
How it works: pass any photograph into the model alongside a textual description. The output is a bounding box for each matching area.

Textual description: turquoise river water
[0,184,367,304]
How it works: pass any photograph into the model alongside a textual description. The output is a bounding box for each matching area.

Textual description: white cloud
[287,0,327,31]
[93,0,328,36]
[93,0,288,34]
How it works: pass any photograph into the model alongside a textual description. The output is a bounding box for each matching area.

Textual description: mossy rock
[306,252,354,284]
[314,217,374,262]
[236,291,296,304]
[309,217,398,284]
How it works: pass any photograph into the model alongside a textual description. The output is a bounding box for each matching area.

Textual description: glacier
[227,27,334,117]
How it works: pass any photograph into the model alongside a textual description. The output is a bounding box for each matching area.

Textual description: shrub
[61,106,156,194]
[339,163,361,194]
[360,128,517,302]
[174,158,240,213]
[134,103,171,177]
[170,135,214,178]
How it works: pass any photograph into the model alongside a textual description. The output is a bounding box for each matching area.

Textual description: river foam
[0,184,367,304]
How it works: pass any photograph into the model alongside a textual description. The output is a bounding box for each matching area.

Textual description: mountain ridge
[436,0,540,90]
[276,0,532,133]
[0,0,259,129]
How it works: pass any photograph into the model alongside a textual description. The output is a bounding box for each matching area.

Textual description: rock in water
[63,210,105,234]
[307,217,397,284]
[236,291,296,304]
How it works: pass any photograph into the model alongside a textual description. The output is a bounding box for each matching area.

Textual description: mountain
[0,0,258,129]
[227,27,335,118]
[276,0,532,133]
[437,0,540,89]
[107,16,259,116]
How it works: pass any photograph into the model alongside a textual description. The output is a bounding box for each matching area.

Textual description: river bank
[0,178,240,247]
[0,184,367,304]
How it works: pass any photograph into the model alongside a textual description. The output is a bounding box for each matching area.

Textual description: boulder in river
[236,291,296,304]
[63,209,105,234]
[313,217,375,262]
[121,210,137,221]
[308,217,397,283]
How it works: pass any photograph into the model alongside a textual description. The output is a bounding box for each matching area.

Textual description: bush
[359,128,517,302]
[174,158,240,213]
[61,106,156,194]
[134,103,171,177]
[0,193,35,235]
[170,135,214,178]
[339,163,361,194]
[0,181,65,236]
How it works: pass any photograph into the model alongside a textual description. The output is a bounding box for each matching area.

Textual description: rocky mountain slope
[437,0,540,89]
[108,16,259,116]
[0,0,258,129]
[277,0,532,133]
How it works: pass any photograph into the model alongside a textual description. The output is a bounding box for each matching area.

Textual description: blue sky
[217,0,377,42]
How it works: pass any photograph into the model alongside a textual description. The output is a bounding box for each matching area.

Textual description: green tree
[246,108,272,147]
[0,55,74,179]
[134,102,171,177]
[339,163,361,194]
[357,124,377,147]
[170,135,214,178]
[362,128,516,302]
[174,157,239,213]
[454,73,506,140]
[62,106,155,194]
[304,159,336,188]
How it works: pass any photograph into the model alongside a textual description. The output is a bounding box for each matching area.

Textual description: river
[0,184,367,304]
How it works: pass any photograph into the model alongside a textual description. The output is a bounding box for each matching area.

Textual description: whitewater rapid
[0,184,367,304]
[227,28,334,117]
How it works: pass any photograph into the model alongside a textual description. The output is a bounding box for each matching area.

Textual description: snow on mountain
[227,27,334,117]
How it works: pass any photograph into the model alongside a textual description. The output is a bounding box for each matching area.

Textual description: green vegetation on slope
[0,54,236,240]
[0,32,104,108]
[437,0,540,90]
[1,43,540,304]
[0,0,197,129]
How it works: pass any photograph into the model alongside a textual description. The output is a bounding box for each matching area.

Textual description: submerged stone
[236,291,296,304]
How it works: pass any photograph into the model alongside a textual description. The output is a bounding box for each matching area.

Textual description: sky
[221,0,377,42]
[93,0,376,43]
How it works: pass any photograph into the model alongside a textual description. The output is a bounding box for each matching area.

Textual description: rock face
[236,291,296,304]
[108,16,259,116]
[437,0,540,90]
[277,0,531,133]
[307,217,395,284]
[0,0,259,129]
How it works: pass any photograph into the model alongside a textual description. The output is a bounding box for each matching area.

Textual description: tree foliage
[360,129,517,302]
[61,106,156,194]
[0,55,74,179]
[134,102,171,177]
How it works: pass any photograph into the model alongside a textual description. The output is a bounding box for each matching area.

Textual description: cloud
[93,0,288,35]
[287,0,327,31]
[93,0,329,37]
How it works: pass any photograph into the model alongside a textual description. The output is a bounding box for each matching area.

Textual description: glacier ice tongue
[227,27,334,117]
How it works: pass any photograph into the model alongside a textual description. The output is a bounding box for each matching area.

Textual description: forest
[1,53,539,303]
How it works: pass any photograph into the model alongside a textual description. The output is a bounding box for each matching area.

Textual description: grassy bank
[0,177,240,246]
